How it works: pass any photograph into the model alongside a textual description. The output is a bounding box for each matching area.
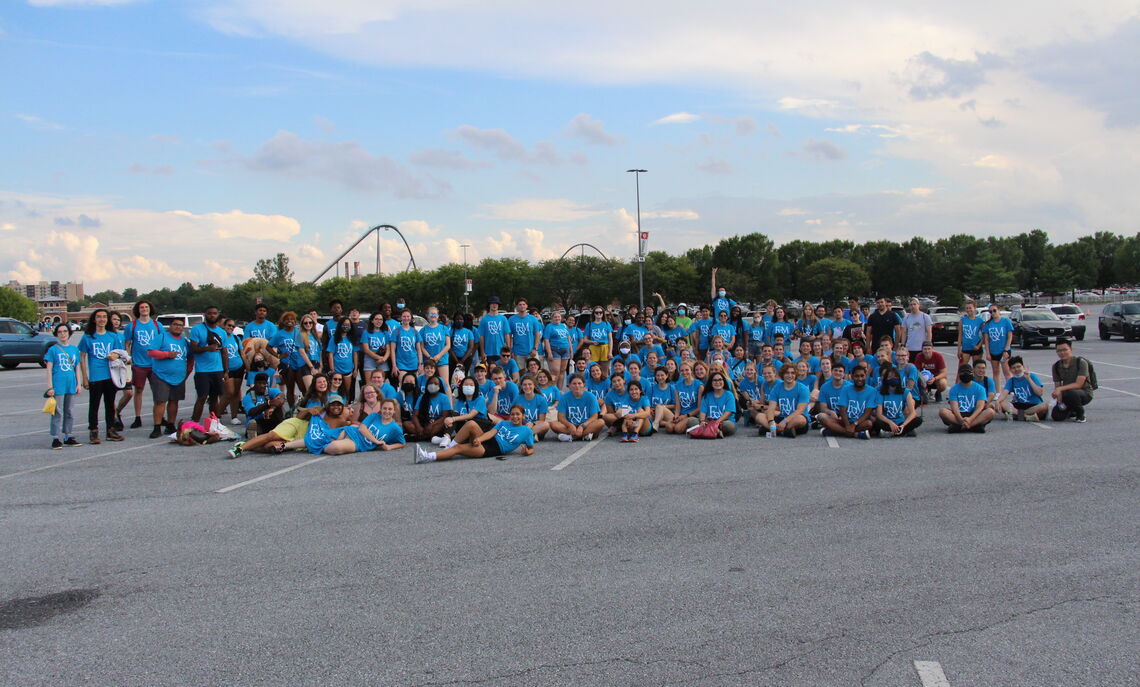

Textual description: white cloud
[652,112,701,125]
[478,198,606,222]
[777,207,809,216]
[451,125,560,164]
[565,113,621,145]
[128,163,175,176]
[642,209,699,220]
[970,154,1011,169]
[696,158,733,174]
[408,148,490,170]
[14,113,64,131]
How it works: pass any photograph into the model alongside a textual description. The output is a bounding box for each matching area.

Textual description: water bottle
[769,423,777,439]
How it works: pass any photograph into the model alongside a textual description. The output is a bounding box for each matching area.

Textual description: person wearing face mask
[416,405,535,463]
[444,376,494,439]
[709,267,737,320]
[996,355,1048,421]
[874,365,922,437]
[940,364,995,432]
[411,375,453,443]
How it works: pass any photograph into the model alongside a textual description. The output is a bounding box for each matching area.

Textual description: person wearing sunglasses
[582,307,614,375]
[417,307,452,399]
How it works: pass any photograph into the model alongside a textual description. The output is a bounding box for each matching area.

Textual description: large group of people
[40,270,1097,459]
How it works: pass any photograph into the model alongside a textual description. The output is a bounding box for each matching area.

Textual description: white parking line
[1089,359,1140,371]
[551,435,606,471]
[1098,384,1140,398]
[214,456,329,493]
[825,436,840,448]
[5,402,89,417]
[0,428,48,439]
[913,660,951,687]
[0,443,152,481]
[1028,421,1052,430]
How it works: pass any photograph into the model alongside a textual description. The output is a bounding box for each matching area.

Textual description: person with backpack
[1050,339,1094,422]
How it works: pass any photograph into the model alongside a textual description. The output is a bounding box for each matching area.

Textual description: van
[156,313,205,330]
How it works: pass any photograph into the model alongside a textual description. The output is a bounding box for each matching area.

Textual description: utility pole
[460,243,471,314]
[626,169,648,310]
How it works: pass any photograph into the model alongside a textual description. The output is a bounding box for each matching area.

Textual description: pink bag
[688,419,722,439]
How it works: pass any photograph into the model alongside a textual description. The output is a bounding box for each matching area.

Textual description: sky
[2,0,1138,291]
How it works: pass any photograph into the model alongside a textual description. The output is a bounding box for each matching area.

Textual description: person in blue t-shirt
[663,360,703,434]
[617,380,652,441]
[820,363,880,439]
[325,317,361,404]
[647,366,678,432]
[996,356,1048,421]
[709,267,737,319]
[78,308,125,444]
[449,312,476,375]
[981,304,1014,388]
[515,375,551,440]
[240,372,286,435]
[360,312,390,387]
[765,308,796,346]
[762,362,811,437]
[121,300,162,429]
[220,318,246,425]
[549,374,605,441]
[146,317,192,439]
[940,364,995,433]
[389,309,421,379]
[957,299,986,367]
[188,306,230,424]
[542,310,573,388]
[582,307,615,374]
[508,298,543,370]
[489,367,519,419]
[477,297,511,362]
[602,374,632,434]
[687,371,737,437]
[814,358,851,425]
[892,348,924,406]
[873,365,922,437]
[278,395,352,454]
[710,309,736,352]
[44,322,81,448]
[491,348,521,382]
[244,303,278,341]
[417,307,452,397]
[321,397,406,456]
[415,405,535,462]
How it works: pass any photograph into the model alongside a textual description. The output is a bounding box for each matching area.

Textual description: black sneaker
[163,423,176,435]
[63,437,80,447]
[51,438,63,450]
[1073,416,1087,423]
[149,425,163,439]
[113,414,125,432]
[130,416,143,429]
[970,424,986,433]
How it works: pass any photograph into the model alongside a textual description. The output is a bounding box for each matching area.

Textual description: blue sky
[2,1,1137,290]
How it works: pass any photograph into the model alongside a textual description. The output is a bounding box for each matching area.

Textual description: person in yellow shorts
[582,306,614,374]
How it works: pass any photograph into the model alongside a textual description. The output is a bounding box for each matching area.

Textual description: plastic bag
[206,413,239,441]
[687,419,722,439]
[42,396,56,415]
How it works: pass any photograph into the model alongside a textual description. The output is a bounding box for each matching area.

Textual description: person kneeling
[998,356,1048,422]
[939,365,995,433]
[416,405,534,463]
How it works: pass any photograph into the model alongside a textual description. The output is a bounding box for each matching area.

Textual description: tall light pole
[460,243,471,314]
[626,169,648,310]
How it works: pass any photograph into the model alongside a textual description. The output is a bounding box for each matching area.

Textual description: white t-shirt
[902,312,933,351]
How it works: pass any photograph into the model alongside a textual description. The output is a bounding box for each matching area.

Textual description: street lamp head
[626,169,648,173]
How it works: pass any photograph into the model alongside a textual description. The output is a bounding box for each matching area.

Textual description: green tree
[800,258,870,305]
[1037,251,1075,295]
[1113,233,1140,284]
[121,287,138,301]
[1015,229,1050,291]
[87,289,122,305]
[0,288,38,321]
[254,252,294,286]
[939,286,964,309]
[1054,241,1097,289]
[966,253,1016,302]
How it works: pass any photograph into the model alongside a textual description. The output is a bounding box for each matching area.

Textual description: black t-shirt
[865,310,900,347]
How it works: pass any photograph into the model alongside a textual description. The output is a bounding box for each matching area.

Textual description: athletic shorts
[273,417,309,442]
[194,371,225,398]
[150,375,186,403]
[588,344,610,363]
[479,438,503,458]
[1012,401,1039,410]
[227,366,246,380]
[961,347,981,357]
[132,364,152,390]
[988,351,1007,361]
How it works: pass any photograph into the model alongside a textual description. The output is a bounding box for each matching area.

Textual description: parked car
[156,313,205,330]
[1045,303,1086,340]
[930,306,960,315]
[1099,302,1140,341]
[0,317,59,369]
[929,313,959,345]
[1012,310,1072,348]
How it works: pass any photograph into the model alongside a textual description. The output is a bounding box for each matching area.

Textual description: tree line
[55,229,1139,321]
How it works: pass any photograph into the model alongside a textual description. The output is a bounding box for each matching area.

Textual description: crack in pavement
[406,655,710,687]
[857,595,1138,686]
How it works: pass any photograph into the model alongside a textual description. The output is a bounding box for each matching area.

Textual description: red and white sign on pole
[640,232,648,240]
[465,279,473,293]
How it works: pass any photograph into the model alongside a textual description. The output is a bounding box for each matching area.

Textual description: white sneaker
[583,433,594,442]
[230,417,242,425]
[557,433,572,442]
[431,435,446,446]
[414,444,435,464]
[446,440,458,449]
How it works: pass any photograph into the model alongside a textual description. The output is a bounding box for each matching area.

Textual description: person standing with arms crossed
[476,297,511,369]
[147,316,192,438]
[188,306,230,424]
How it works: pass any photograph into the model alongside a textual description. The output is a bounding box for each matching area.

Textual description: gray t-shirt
[902,312,933,351]
[1052,357,1093,395]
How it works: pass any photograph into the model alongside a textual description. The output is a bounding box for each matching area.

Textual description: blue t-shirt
[711,296,736,318]
[819,379,850,412]
[584,376,610,403]
[303,415,341,454]
[604,389,633,413]
[664,326,689,346]
[673,378,703,414]
[477,314,510,353]
[558,391,600,426]
[960,315,985,349]
[509,314,543,355]
[839,384,881,423]
[795,354,821,374]
[361,330,388,370]
[419,393,453,421]
[584,320,613,346]
[301,333,321,367]
[244,320,277,341]
[150,332,191,385]
[516,393,549,423]
[223,332,244,371]
[700,390,737,421]
[494,357,520,379]
[1004,373,1044,405]
[879,392,909,424]
[391,326,420,371]
[538,384,560,408]
[325,335,360,374]
[691,318,715,349]
[451,327,474,358]
[493,381,520,416]
[647,382,676,408]
[78,331,122,383]
[766,321,795,345]
[898,364,922,402]
[737,378,763,405]
[269,329,305,369]
[768,382,811,419]
[475,379,496,407]
[619,323,648,345]
[46,344,80,395]
[710,323,735,346]
[543,323,572,351]
[827,318,851,339]
[241,387,282,420]
[454,395,489,419]
[361,414,405,446]
[418,324,450,359]
[493,421,535,454]
[983,318,1013,354]
[188,323,226,373]
[949,382,988,414]
[124,318,162,368]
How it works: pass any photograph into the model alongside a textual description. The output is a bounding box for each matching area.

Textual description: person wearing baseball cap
[477,296,511,364]
[278,393,351,454]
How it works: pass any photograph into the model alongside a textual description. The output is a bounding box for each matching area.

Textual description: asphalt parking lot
[2,339,1138,686]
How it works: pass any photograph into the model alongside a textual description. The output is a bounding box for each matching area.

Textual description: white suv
[1046,303,1086,340]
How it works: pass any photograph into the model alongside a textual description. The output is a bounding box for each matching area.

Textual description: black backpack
[1054,357,1098,390]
